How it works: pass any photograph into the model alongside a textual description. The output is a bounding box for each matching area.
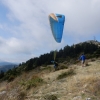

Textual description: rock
[86,98,91,100]
[47,84,50,86]
[0,91,6,95]
[73,96,82,100]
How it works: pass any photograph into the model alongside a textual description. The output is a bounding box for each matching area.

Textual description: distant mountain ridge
[0,40,99,73]
[0,61,18,72]
[0,62,17,66]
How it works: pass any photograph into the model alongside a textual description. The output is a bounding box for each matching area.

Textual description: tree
[0,70,4,79]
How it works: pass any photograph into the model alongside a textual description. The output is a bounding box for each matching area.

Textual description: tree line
[0,41,100,81]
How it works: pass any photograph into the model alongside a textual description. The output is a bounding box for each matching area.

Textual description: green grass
[20,75,44,90]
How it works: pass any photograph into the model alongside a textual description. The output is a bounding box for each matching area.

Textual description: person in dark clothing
[51,61,58,71]
[79,53,86,67]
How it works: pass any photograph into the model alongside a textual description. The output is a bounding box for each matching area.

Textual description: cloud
[0,0,100,62]
[63,0,100,36]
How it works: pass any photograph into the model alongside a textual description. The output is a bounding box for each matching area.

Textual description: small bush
[26,77,43,89]
[17,91,26,100]
[91,58,96,62]
[57,68,75,80]
[20,79,26,86]
[41,66,53,72]
[44,94,58,100]
[59,65,68,70]
[8,75,15,82]
[20,75,44,90]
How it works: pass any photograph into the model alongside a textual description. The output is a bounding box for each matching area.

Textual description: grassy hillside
[0,40,100,82]
[0,58,100,100]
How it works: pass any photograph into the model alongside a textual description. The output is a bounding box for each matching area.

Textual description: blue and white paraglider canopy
[49,13,65,43]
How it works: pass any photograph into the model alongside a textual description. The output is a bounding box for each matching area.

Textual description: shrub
[26,76,43,89]
[59,65,68,70]
[20,75,44,90]
[8,75,15,82]
[17,91,26,100]
[41,66,53,72]
[91,58,96,62]
[57,68,75,80]
[44,94,58,100]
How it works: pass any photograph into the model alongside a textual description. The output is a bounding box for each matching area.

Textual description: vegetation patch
[41,66,53,72]
[59,65,68,70]
[7,75,15,82]
[91,58,96,62]
[17,91,26,100]
[20,75,44,90]
[44,94,58,100]
[57,68,75,80]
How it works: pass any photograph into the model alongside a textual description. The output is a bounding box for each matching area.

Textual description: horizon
[0,39,99,64]
[0,0,100,63]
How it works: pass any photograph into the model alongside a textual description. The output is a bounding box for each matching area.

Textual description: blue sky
[0,0,100,63]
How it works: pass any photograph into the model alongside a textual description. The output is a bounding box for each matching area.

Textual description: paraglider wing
[49,13,65,43]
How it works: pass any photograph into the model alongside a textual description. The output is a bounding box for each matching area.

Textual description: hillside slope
[0,58,100,100]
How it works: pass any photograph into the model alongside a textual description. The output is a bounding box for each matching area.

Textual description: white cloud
[0,0,100,62]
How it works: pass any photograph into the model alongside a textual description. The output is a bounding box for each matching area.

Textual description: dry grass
[0,81,7,91]
[0,59,100,100]
[84,78,100,96]
[43,94,58,100]
[57,68,75,80]
[20,74,44,90]
[0,85,6,92]
[17,91,26,100]
[58,63,68,70]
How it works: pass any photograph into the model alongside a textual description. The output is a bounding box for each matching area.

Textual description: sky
[0,0,100,63]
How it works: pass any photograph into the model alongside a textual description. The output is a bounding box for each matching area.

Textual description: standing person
[51,61,58,71]
[79,53,86,67]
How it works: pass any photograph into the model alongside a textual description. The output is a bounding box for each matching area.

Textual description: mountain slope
[0,58,100,100]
